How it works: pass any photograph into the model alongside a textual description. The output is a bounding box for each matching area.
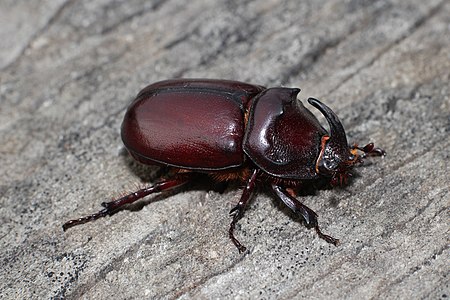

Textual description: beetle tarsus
[63,177,190,231]
[229,213,247,254]
[229,204,247,253]
[62,208,110,231]
[272,184,339,246]
[315,226,340,246]
[228,169,259,253]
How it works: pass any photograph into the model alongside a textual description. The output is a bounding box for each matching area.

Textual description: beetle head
[308,98,359,185]
[308,98,385,185]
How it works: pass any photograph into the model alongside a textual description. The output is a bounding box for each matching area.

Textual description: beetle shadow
[116,148,370,220]
[264,177,356,226]
[119,147,162,182]
[262,180,320,227]
[114,148,231,213]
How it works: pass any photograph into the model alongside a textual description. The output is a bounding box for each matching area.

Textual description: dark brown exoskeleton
[63,79,385,253]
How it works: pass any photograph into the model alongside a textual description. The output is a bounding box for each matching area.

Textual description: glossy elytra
[63,79,385,253]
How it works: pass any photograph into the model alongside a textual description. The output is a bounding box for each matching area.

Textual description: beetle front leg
[62,176,191,231]
[228,169,259,253]
[271,185,339,246]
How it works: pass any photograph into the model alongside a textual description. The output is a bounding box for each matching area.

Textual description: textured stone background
[1,0,449,299]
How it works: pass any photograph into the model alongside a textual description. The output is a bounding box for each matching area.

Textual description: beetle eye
[323,159,338,171]
[318,148,341,176]
[316,136,353,177]
[323,147,341,171]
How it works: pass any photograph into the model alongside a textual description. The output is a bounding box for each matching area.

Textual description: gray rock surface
[1,0,448,299]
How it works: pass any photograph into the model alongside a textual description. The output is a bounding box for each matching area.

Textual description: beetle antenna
[352,143,386,159]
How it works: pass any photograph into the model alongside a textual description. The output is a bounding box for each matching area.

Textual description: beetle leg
[228,169,259,253]
[271,185,339,246]
[62,176,190,231]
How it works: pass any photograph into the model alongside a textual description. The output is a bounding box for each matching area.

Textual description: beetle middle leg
[228,169,259,253]
[271,185,339,246]
[62,176,191,231]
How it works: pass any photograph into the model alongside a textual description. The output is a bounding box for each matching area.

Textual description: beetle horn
[307,98,348,146]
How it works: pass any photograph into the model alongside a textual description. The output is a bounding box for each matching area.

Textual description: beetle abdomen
[121,79,264,170]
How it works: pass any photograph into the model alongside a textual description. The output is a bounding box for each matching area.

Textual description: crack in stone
[324,0,447,98]
[66,231,155,299]
[171,254,248,299]
[1,0,76,72]
[100,0,167,35]
[373,244,449,299]
[279,37,343,86]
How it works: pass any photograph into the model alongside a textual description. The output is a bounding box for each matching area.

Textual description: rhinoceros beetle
[63,79,385,253]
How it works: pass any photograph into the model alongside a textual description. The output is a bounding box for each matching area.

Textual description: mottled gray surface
[1,0,449,299]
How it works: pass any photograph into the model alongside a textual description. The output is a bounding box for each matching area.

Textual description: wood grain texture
[1,0,448,299]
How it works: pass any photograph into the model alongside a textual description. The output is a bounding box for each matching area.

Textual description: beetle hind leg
[271,185,339,246]
[62,176,191,231]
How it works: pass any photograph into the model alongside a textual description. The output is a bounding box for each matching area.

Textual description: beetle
[63,79,385,253]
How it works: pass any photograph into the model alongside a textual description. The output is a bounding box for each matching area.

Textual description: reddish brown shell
[121,79,265,170]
